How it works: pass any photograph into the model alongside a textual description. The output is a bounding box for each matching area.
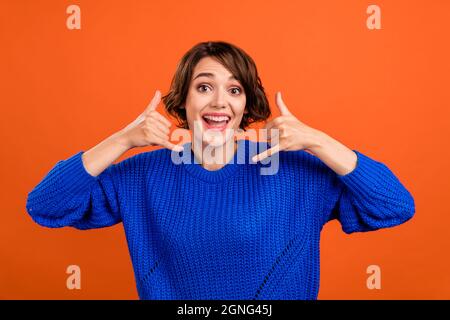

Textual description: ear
[244,109,249,114]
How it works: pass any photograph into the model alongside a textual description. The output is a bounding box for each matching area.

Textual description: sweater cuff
[336,150,388,194]
[56,151,99,195]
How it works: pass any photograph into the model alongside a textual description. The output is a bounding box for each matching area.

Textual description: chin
[202,127,236,148]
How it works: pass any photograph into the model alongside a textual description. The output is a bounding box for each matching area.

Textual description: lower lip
[202,117,230,131]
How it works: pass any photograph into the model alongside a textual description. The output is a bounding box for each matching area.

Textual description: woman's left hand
[252,92,323,163]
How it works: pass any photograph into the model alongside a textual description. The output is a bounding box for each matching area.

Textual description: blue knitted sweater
[26,139,415,300]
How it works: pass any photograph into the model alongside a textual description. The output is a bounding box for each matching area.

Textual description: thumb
[276,91,292,116]
[144,90,161,115]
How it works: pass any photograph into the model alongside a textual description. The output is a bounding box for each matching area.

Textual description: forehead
[192,57,234,79]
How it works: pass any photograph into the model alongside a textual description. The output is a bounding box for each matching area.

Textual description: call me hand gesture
[120,90,184,152]
[252,92,323,163]
[252,92,358,177]
[81,90,184,177]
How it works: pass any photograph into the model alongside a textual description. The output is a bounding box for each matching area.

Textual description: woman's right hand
[116,90,184,152]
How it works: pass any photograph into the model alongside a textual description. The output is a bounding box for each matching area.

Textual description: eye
[197,84,211,93]
[230,87,242,95]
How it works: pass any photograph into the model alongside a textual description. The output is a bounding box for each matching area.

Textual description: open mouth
[201,115,231,130]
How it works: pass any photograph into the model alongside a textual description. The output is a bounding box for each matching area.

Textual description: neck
[191,138,237,171]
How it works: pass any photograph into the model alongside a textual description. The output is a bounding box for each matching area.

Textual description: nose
[211,87,227,109]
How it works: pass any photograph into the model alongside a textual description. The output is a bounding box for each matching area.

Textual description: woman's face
[184,56,247,147]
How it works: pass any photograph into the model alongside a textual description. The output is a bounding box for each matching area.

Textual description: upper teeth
[203,115,230,121]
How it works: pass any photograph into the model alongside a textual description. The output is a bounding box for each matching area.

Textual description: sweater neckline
[180,139,249,183]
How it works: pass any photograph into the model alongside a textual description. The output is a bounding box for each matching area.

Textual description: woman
[26,41,415,300]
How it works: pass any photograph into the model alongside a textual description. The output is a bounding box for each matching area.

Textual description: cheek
[234,99,247,117]
[240,96,247,113]
[185,108,199,125]
[185,93,203,118]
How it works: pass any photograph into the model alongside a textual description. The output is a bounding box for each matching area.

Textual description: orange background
[1,0,449,299]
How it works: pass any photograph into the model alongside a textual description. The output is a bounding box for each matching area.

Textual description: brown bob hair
[162,41,271,130]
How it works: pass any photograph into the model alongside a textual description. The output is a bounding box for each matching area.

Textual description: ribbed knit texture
[26,139,415,300]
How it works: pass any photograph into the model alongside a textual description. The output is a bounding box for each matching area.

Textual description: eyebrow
[192,72,237,81]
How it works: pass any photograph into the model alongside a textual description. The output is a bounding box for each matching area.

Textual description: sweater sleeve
[320,150,415,234]
[26,151,124,230]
